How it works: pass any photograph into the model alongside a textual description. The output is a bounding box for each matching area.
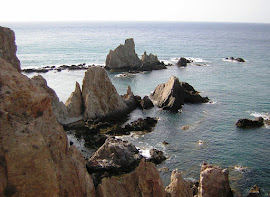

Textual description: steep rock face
[150,76,208,111]
[96,159,166,197]
[105,38,142,71]
[0,57,95,196]
[140,52,166,71]
[0,26,20,72]
[82,66,128,120]
[32,75,69,123]
[165,170,193,197]
[65,81,84,118]
[198,162,233,197]
[150,76,185,111]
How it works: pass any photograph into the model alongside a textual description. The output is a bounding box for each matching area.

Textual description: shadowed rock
[236,117,264,128]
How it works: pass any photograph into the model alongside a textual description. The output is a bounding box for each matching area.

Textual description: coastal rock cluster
[105,38,166,71]
[0,26,260,197]
[151,76,209,111]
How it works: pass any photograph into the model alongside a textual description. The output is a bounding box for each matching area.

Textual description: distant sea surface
[5,21,270,196]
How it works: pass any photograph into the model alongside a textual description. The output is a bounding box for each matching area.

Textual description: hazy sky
[1,0,270,23]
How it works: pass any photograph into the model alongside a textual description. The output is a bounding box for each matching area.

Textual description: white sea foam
[250,111,270,120]
[139,149,151,158]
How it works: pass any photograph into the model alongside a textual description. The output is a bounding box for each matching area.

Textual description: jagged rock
[150,76,208,111]
[122,85,140,111]
[0,57,95,196]
[176,57,192,67]
[124,117,158,132]
[32,75,69,123]
[165,170,193,197]
[65,81,84,118]
[139,51,166,71]
[96,159,166,197]
[236,117,264,128]
[247,185,261,197]
[198,162,233,197]
[148,149,166,164]
[0,26,20,72]
[82,67,128,120]
[86,137,142,174]
[105,38,142,71]
[140,96,154,109]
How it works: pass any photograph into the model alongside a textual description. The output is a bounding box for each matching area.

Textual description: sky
[1,0,270,23]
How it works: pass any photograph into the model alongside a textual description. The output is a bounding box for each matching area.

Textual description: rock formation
[140,96,154,109]
[165,170,193,197]
[105,38,142,71]
[176,57,192,67]
[225,57,245,62]
[147,149,167,164]
[247,185,261,197]
[122,85,140,111]
[198,162,233,197]
[0,26,21,72]
[82,66,129,120]
[96,159,166,197]
[236,117,264,128]
[65,81,84,118]
[32,75,69,124]
[105,38,166,72]
[150,76,209,111]
[86,137,141,174]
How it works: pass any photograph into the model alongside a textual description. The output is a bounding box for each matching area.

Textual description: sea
[3,21,270,196]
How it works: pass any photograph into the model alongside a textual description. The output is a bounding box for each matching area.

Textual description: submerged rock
[236,117,264,128]
[225,57,245,62]
[165,170,193,197]
[150,76,208,111]
[198,162,233,197]
[82,67,129,120]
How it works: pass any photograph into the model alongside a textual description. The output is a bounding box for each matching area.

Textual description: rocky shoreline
[0,26,264,197]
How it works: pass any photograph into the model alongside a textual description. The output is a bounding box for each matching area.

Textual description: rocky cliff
[0,26,21,72]
[0,26,95,197]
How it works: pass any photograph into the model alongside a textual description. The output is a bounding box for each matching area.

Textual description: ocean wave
[250,111,270,128]
[230,165,250,173]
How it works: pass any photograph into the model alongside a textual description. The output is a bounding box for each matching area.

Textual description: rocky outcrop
[176,57,192,67]
[0,57,95,196]
[0,26,20,72]
[140,96,154,109]
[165,170,193,197]
[96,159,166,197]
[105,38,142,71]
[150,76,209,111]
[236,117,264,128]
[147,149,166,164]
[225,57,245,62]
[86,137,142,174]
[198,162,233,197]
[247,185,261,197]
[82,66,129,120]
[105,39,166,72]
[122,85,140,111]
[139,51,166,71]
[32,75,69,123]
[65,81,84,118]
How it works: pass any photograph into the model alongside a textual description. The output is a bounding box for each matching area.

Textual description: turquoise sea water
[4,22,270,196]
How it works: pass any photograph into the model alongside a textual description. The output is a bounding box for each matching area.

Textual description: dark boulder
[236,117,264,128]
[124,117,158,132]
[247,185,261,197]
[140,96,154,109]
[176,57,192,67]
[225,57,245,62]
[147,149,166,164]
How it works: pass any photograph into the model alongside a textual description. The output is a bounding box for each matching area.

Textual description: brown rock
[247,185,261,197]
[105,38,142,71]
[165,170,193,197]
[198,162,233,197]
[96,159,166,197]
[0,57,95,196]
[65,81,84,118]
[82,66,128,120]
[0,26,20,72]
[32,75,69,123]
[140,96,154,109]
